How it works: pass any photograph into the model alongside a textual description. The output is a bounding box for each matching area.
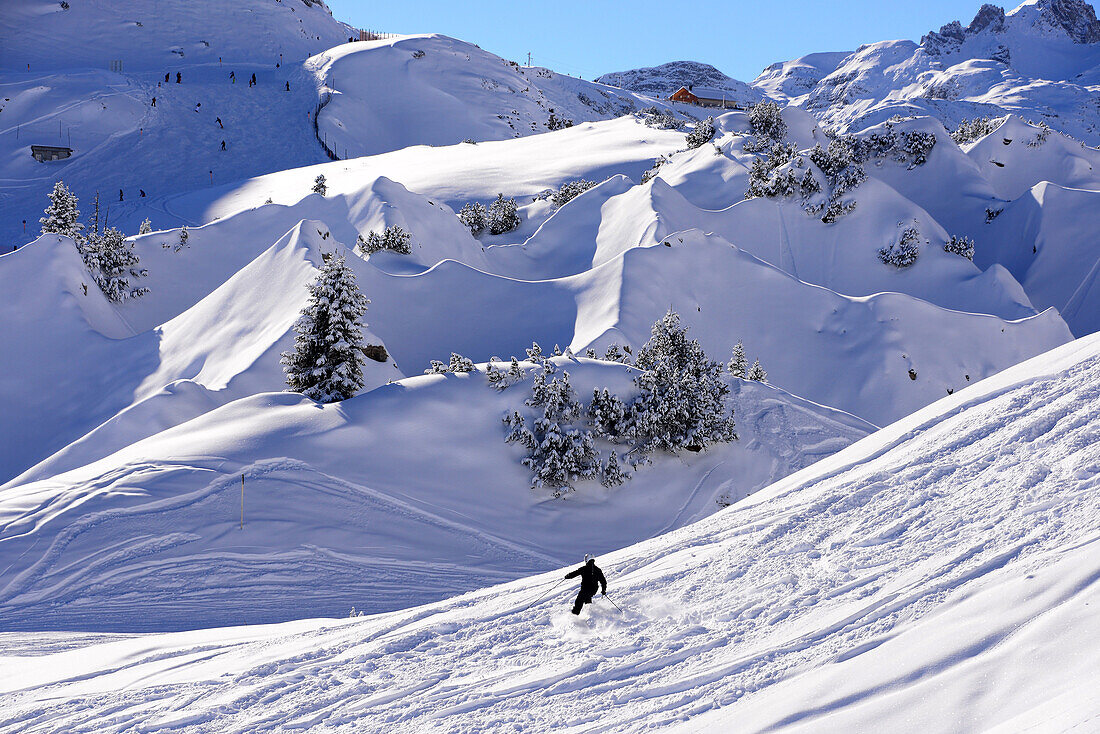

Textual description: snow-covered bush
[985,207,1003,223]
[547,111,573,130]
[281,254,369,403]
[312,174,327,196]
[878,227,922,268]
[743,101,787,153]
[1026,120,1051,148]
[944,234,975,261]
[486,357,525,390]
[603,343,632,364]
[487,194,520,235]
[425,353,475,374]
[551,179,597,206]
[357,225,412,255]
[39,181,84,242]
[685,116,716,149]
[951,117,1002,145]
[82,227,148,302]
[458,202,487,236]
[641,154,670,184]
[745,142,799,200]
[638,106,680,130]
[588,387,628,440]
[176,226,189,251]
[630,310,737,454]
[138,218,153,235]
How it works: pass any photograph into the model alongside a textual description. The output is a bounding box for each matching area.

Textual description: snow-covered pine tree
[600,451,627,487]
[487,194,520,235]
[312,174,328,196]
[138,218,153,235]
[83,227,148,302]
[448,353,474,372]
[588,387,627,440]
[458,202,487,236]
[727,340,748,377]
[177,226,189,251]
[40,180,84,242]
[281,253,369,403]
[746,360,767,382]
[878,227,921,268]
[526,342,543,362]
[631,309,736,453]
[685,116,716,149]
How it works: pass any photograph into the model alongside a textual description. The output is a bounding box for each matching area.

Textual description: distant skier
[151,97,156,107]
[230,71,235,83]
[220,140,226,151]
[249,73,256,87]
[119,189,124,202]
[165,72,170,83]
[140,189,146,198]
[194,102,201,112]
[285,81,290,91]
[176,71,182,84]
[565,556,607,615]
[216,116,223,128]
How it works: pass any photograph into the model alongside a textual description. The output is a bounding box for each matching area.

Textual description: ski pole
[601,592,623,613]
[520,578,565,612]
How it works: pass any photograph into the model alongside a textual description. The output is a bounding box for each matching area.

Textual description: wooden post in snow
[240,474,244,530]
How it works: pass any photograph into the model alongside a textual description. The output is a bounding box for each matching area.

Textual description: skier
[230,71,235,83]
[151,96,156,107]
[220,140,226,151]
[565,556,607,615]
[164,72,170,83]
[140,189,146,198]
[176,71,182,84]
[194,102,201,113]
[249,73,256,87]
[119,189,124,202]
[285,81,290,92]
[216,116,223,129]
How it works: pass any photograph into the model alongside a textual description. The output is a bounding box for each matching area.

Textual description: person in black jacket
[565,556,606,615]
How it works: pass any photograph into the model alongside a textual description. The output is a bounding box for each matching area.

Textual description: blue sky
[325,1,993,81]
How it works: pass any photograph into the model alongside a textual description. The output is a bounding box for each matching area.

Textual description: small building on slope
[668,85,743,109]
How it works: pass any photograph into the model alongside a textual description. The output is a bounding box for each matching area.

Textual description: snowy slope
[0,358,874,632]
[310,34,679,158]
[1,333,1096,732]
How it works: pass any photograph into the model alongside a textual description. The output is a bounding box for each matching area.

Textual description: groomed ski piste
[1,333,1097,733]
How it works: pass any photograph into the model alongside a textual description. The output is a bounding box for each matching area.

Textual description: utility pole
[240,474,245,530]
[526,51,531,66]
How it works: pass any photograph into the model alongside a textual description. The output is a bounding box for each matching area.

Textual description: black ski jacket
[565,561,606,596]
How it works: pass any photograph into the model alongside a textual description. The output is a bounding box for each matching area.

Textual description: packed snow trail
[1,334,1096,732]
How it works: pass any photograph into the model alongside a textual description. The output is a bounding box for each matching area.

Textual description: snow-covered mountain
[596,60,765,107]
[3,331,1096,731]
[600,0,1100,144]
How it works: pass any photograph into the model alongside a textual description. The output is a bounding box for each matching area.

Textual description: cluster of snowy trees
[743,101,788,153]
[727,340,767,381]
[745,137,867,223]
[641,154,671,184]
[40,182,148,303]
[878,226,923,268]
[944,234,975,261]
[842,122,937,168]
[950,116,1003,145]
[495,311,736,495]
[550,179,597,206]
[547,111,574,130]
[685,116,716,149]
[425,353,475,374]
[1026,120,1051,148]
[637,106,680,130]
[356,225,412,255]
[457,194,520,236]
[282,253,370,403]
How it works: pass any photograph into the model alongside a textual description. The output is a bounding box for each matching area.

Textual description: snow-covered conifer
[281,253,369,403]
[746,360,767,382]
[177,226,189,251]
[588,387,627,439]
[83,227,148,302]
[685,116,715,149]
[744,101,788,152]
[458,202,487,236]
[600,451,627,487]
[312,174,328,196]
[449,353,474,372]
[879,227,922,268]
[727,340,748,377]
[487,194,520,235]
[526,342,543,361]
[40,181,84,242]
[631,310,736,453]
[138,218,153,235]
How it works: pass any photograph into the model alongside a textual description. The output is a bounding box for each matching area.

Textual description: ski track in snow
[1,342,1096,732]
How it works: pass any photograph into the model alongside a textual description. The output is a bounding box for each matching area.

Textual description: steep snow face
[596,60,765,106]
[2,334,1096,732]
[752,52,851,100]
[0,0,350,71]
[0,359,874,632]
[310,34,677,158]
